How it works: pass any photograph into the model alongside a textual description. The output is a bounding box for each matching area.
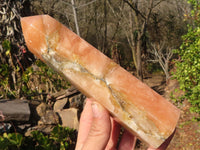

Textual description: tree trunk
[103,0,108,55]
[131,46,137,71]
[136,38,143,81]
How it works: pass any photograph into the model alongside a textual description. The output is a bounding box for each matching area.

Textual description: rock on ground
[0,99,30,122]
[53,98,68,112]
[57,108,79,130]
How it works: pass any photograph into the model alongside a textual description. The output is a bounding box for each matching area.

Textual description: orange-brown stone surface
[21,15,180,148]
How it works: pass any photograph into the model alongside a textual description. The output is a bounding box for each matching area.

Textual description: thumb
[82,102,111,150]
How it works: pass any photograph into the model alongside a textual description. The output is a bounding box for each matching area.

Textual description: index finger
[76,98,93,150]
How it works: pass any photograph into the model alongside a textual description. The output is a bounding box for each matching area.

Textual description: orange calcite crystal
[21,15,180,148]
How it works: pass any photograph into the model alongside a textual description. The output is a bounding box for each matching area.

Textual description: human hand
[75,98,174,150]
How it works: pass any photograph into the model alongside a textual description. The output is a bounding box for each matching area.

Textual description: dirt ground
[138,74,200,150]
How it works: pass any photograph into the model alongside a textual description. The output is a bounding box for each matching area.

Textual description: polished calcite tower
[21,15,180,148]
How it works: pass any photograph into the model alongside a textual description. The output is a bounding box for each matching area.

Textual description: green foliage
[173,0,200,114]
[0,125,77,150]
[0,40,17,98]
[2,40,11,56]
[31,131,56,150]
[0,54,69,100]
[0,133,23,150]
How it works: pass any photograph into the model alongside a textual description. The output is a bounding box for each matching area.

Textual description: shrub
[0,125,77,150]
[173,0,200,114]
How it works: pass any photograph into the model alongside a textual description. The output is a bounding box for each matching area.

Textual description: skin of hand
[75,98,175,150]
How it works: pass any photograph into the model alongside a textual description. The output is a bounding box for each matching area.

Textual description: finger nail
[91,102,101,118]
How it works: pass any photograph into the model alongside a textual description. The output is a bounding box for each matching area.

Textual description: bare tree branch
[76,0,97,9]
[71,0,80,36]
[123,0,146,19]
[149,42,174,80]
